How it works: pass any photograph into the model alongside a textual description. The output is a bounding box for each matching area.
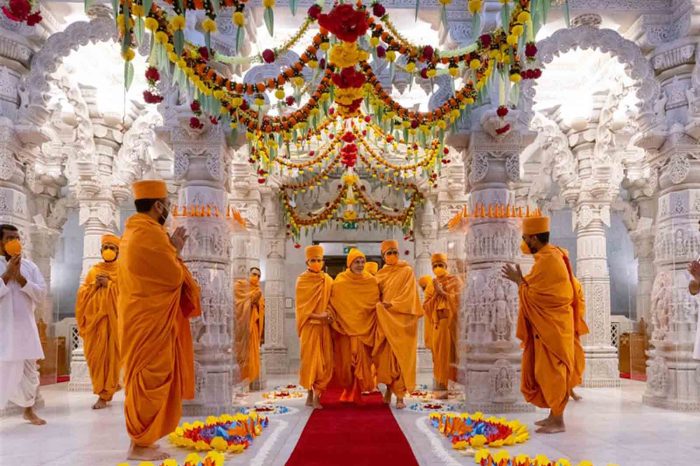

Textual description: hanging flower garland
[114,0,560,139]
[116,451,226,466]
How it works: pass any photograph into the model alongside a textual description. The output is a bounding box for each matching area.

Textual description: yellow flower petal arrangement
[429,412,529,449]
[168,413,268,453]
[115,451,225,466]
[474,450,620,466]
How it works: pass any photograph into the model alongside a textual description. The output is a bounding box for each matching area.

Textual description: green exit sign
[342,245,356,254]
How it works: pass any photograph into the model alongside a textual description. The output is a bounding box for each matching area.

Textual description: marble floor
[1,378,698,466]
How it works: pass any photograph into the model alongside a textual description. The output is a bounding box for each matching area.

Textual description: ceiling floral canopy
[107,0,567,240]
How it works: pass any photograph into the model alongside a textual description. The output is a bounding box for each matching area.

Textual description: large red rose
[332,67,365,89]
[2,0,31,22]
[318,4,368,43]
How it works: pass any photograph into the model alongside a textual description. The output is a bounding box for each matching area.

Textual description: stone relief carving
[529,26,661,131]
[19,15,117,127]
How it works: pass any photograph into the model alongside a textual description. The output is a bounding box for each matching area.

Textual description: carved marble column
[460,127,534,412]
[638,35,700,411]
[171,127,236,415]
[260,192,289,375]
[630,209,656,324]
[414,198,438,374]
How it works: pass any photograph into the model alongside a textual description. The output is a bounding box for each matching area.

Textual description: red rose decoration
[479,34,492,48]
[2,0,30,22]
[532,68,542,79]
[190,117,203,129]
[372,3,386,18]
[443,148,449,155]
[422,45,434,61]
[143,90,164,104]
[364,115,371,123]
[308,4,322,20]
[318,4,369,43]
[496,105,508,118]
[210,116,219,125]
[198,46,209,61]
[294,243,302,249]
[525,42,538,58]
[26,10,41,26]
[420,68,428,79]
[410,120,419,129]
[495,124,511,135]
[377,45,386,58]
[262,49,275,63]
[145,67,160,83]
[285,96,296,106]
[332,67,365,89]
[341,132,356,143]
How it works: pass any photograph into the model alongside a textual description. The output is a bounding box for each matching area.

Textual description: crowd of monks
[0,177,592,461]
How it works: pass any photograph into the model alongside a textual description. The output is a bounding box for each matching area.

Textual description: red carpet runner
[285,388,419,466]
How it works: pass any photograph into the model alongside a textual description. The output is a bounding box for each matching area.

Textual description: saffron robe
[330,270,379,399]
[572,277,590,387]
[517,244,577,416]
[422,281,435,352]
[424,274,463,386]
[295,270,334,393]
[234,279,265,383]
[76,261,121,401]
[117,213,201,446]
[373,261,423,397]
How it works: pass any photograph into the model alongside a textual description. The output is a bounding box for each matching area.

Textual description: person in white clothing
[687,254,700,361]
[0,223,47,425]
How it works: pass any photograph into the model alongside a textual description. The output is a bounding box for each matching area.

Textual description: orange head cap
[522,216,550,235]
[132,179,168,200]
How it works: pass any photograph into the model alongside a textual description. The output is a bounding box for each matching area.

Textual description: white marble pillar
[414,198,438,374]
[171,128,236,416]
[460,127,534,412]
[260,192,289,375]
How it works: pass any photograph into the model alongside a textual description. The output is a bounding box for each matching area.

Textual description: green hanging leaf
[501,2,509,30]
[110,0,117,19]
[389,62,395,84]
[124,61,135,91]
[134,16,144,47]
[440,5,448,29]
[290,0,298,16]
[472,14,481,41]
[563,0,571,27]
[142,0,153,17]
[84,0,93,13]
[414,0,419,22]
[264,7,275,37]
[205,31,211,51]
[174,30,184,55]
[211,0,219,15]
[235,26,245,54]
[542,0,551,24]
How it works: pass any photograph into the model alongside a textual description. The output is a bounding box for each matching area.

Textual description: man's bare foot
[383,389,392,404]
[312,393,323,410]
[92,398,108,410]
[395,398,405,409]
[127,443,169,461]
[536,423,566,434]
[23,408,46,425]
[570,389,582,401]
[534,416,552,427]
[435,391,449,400]
[305,390,313,407]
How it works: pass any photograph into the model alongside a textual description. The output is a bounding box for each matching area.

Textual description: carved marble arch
[523,26,661,129]
[18,14,117,128]
[522,112,579,203]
